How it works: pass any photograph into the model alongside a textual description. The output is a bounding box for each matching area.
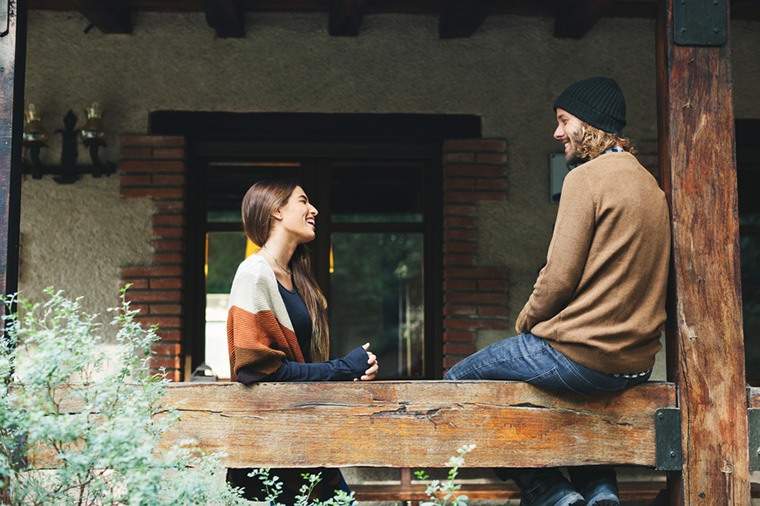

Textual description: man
[444,77,671,506]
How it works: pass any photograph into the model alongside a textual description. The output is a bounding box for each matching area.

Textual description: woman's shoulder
[231,255,276,293]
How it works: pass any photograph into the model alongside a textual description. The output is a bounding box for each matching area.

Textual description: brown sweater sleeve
[516,169,595,333]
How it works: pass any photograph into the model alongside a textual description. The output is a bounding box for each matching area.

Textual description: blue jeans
[444,332,651,503]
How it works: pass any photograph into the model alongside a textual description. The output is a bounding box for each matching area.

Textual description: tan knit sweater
[515,151,671,374]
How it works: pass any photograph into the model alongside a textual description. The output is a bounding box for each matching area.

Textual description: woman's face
[274,186,318,243]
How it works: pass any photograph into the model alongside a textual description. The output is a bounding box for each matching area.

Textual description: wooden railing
[39,380,674,471]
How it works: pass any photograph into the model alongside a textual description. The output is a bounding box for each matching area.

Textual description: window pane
[329,233,425,379]
[330,162,424,223]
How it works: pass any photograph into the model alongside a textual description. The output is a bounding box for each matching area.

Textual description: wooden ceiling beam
[78,0,133,34]
[439,0,488,39]
[328,0,364,36]
[204,0,245,38]
[553,0,614,39]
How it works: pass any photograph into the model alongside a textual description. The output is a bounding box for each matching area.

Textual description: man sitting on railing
[444,77,671,506]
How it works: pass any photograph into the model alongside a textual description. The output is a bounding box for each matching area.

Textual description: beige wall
[20,11,760,354]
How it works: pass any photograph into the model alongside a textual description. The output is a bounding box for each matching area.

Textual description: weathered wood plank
[656,0,749,503]
[132,381,677,469]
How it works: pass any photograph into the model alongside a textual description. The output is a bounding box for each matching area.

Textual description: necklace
[261,246,292,276]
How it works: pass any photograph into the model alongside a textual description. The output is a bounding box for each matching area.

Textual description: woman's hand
[360,342,379,381]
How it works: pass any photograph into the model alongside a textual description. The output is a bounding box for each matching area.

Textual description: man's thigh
[444,333,559,381]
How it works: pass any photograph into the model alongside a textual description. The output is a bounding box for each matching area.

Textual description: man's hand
[360,342,379,381]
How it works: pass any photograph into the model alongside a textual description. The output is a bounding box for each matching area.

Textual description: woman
[226,179,379,503]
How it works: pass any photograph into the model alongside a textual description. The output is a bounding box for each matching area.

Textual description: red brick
[157,330,182,342]
[128,290,182,303]
[149,356,181,370]
[445,191,505,203]
[444,317,509,330]
[122,277,149,289]
[155,201,185,213]
[444,216,476,228]
[150,277,183,289]
[443,331,475,343]
[443,356,466,369]
[153,174,185,186]
[153,239,184,252]
[444,279,476,291]
[445,292,506,306]
[443,342,476,355]
[122,265,183,277]
[121,134,185,148]
[444,152,475,163]
[443,304,477,316]
[444,242,477,254]
[150,304,182,315]
[153,148,185,160]
[129,303,150,315]
[120,175,152,186]
[443,139,507,152]
[476,152,508,164]
[478,306,510,317]
[153,253,184,264]
[445,229,475,242]
[444,254,473,266]
[444,205,477,216]
[445,267,507,279]
[475,178,507,191]
[444,178,476,191]
[120,147,152,159]
[153,214,185,226]
[121,188,184,199]
[152,342,182,356]
[120,160,185,173]
[478,279,508,292]
[137,315,183,329]
[445,164,505,178]
[153,227,184,238]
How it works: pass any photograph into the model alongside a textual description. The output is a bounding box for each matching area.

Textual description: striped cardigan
[226,254,305,382]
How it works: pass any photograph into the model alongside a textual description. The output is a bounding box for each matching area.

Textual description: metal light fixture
[22,102,117,184]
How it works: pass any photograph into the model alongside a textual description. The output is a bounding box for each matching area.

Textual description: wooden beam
[36,381,676,469]
[78,0,132,34]
[553,0,612,39]
[438,0,488,39]
[0,0,27,306]
[204,0,245,38]
[328,0,363,36]
[656,0,749,503]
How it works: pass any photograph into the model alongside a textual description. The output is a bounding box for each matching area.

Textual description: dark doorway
[150,112,481,380]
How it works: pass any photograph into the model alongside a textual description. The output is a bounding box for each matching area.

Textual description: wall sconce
[22,102,116,184]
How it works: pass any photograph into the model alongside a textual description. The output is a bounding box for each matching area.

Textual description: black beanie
[553,77,626,135]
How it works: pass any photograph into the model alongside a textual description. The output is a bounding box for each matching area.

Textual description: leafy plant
[0,287,246,505]
[414,444,476,506]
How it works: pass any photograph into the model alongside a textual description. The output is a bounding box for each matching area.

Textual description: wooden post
[0,0,25,305]
[656,0,749,503]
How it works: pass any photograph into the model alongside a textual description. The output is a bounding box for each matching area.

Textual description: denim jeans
[444,332,651,503]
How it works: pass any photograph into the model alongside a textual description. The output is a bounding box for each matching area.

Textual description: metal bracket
[749,409,760,471]
[673,0,727,47]
[655,408,683,471]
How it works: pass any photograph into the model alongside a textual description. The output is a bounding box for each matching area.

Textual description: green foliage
[414,444,475,506]
[0,288,247,505]
[247,469,355,506]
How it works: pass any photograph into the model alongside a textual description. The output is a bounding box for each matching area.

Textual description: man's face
[553,108,584,161]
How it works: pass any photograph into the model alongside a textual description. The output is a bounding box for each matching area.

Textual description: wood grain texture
[29,381,675,469]
[657,0,749,503]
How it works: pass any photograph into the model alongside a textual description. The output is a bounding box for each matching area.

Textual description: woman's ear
[271,208,283,222]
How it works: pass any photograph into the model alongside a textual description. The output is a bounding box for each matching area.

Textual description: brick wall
[119,135,187,382]
[442,139,509,371]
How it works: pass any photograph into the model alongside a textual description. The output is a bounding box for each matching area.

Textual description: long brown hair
[241,180,329,362]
